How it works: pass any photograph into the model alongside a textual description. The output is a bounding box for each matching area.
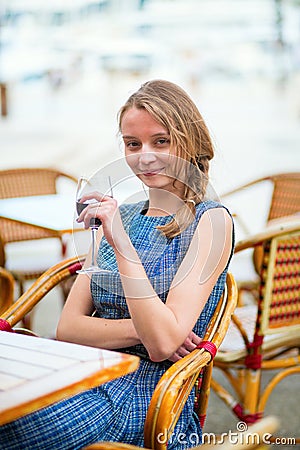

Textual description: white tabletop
[0,332,139,425]
[0,194,81,233]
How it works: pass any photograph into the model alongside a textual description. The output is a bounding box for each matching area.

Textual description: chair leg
[210,377,239,413]
[211,369,263,424]
[243,368,261,416]
[195,363,213,428]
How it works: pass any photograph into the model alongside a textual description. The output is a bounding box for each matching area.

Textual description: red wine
[76,201,101,227]
[76,201,88,215]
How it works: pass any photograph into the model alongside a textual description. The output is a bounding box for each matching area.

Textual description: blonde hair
[118,79,214,238]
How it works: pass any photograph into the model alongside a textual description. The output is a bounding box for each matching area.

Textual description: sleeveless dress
[0,200,234,450]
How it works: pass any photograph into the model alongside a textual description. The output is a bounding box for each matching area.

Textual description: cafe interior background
[0,1,300,441]
[0,0,300,334]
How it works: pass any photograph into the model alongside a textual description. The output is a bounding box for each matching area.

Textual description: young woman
[0,80,234,449]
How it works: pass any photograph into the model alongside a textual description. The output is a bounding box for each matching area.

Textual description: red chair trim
[199,414,206,428]
[196,341,217,359]
[0,318,15,332]
[68,262,83,275]
[233,404,263,424]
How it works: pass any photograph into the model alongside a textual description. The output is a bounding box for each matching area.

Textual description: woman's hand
[77,192,127,249]
[168,331,202,362]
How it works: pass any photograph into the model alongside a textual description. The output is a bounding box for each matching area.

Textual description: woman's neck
[146,188,184,217]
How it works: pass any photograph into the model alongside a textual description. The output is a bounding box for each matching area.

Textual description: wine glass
[75,176,113,274]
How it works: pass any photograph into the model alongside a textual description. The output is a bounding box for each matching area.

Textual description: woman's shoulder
[195,199,231,216]
[194,200,234,235]
[195,200,235,251]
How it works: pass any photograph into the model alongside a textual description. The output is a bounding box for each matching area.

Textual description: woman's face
[121,107,184,196]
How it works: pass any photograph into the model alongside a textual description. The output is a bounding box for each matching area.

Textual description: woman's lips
[141,169,164,176]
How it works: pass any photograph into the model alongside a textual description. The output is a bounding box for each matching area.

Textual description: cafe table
[0,193,82,239]
[0,194,87,266]
[0,332,140,426]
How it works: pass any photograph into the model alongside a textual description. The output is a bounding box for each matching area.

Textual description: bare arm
[114,207,233,361]
[56,194,140,349]
[56,267,140,348]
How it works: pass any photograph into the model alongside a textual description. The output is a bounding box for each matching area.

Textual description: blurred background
[1,0,300,195]
[1,1,300,441]
[1,0,300,307]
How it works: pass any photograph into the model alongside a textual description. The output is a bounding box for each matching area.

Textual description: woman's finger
[168,352,181,362]
[188,331,202,346]
[77,202,101,223]
[182,337,197,352]
[80,191,107,203]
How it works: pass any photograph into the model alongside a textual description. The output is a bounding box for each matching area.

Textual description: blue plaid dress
[0,201,233,450]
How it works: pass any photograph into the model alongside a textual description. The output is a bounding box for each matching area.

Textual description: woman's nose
[139,148,157,165]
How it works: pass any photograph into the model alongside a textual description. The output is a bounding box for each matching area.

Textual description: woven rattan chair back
[211,222,300,440]
[257,229,300,336]
[0,168,78,303]
[0,168,76,199]
[221,172,300,305]
[0,168,77,245]
[267,173,300,222]
[222,172,300,228]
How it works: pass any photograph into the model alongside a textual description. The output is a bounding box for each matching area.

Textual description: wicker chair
[221,172,300,304]
[0,266,14,316]
[84,416,279,449]
[210,221,300,438]
[221,172,300,232]
[0,167,77,296]
[0,257,238,449]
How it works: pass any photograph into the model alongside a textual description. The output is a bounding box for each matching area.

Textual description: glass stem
[91,226,98,267]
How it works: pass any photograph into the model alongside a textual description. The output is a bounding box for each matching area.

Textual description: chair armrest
[221,176,270,200]
[0,255,85,327]
[144,347,213,449]
[235,220,300,253]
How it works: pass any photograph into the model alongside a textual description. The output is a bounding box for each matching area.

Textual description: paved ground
[205,367,300,449]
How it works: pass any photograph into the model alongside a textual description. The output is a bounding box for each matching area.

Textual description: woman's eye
[156,138,170,145]
[126,141,140,149]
